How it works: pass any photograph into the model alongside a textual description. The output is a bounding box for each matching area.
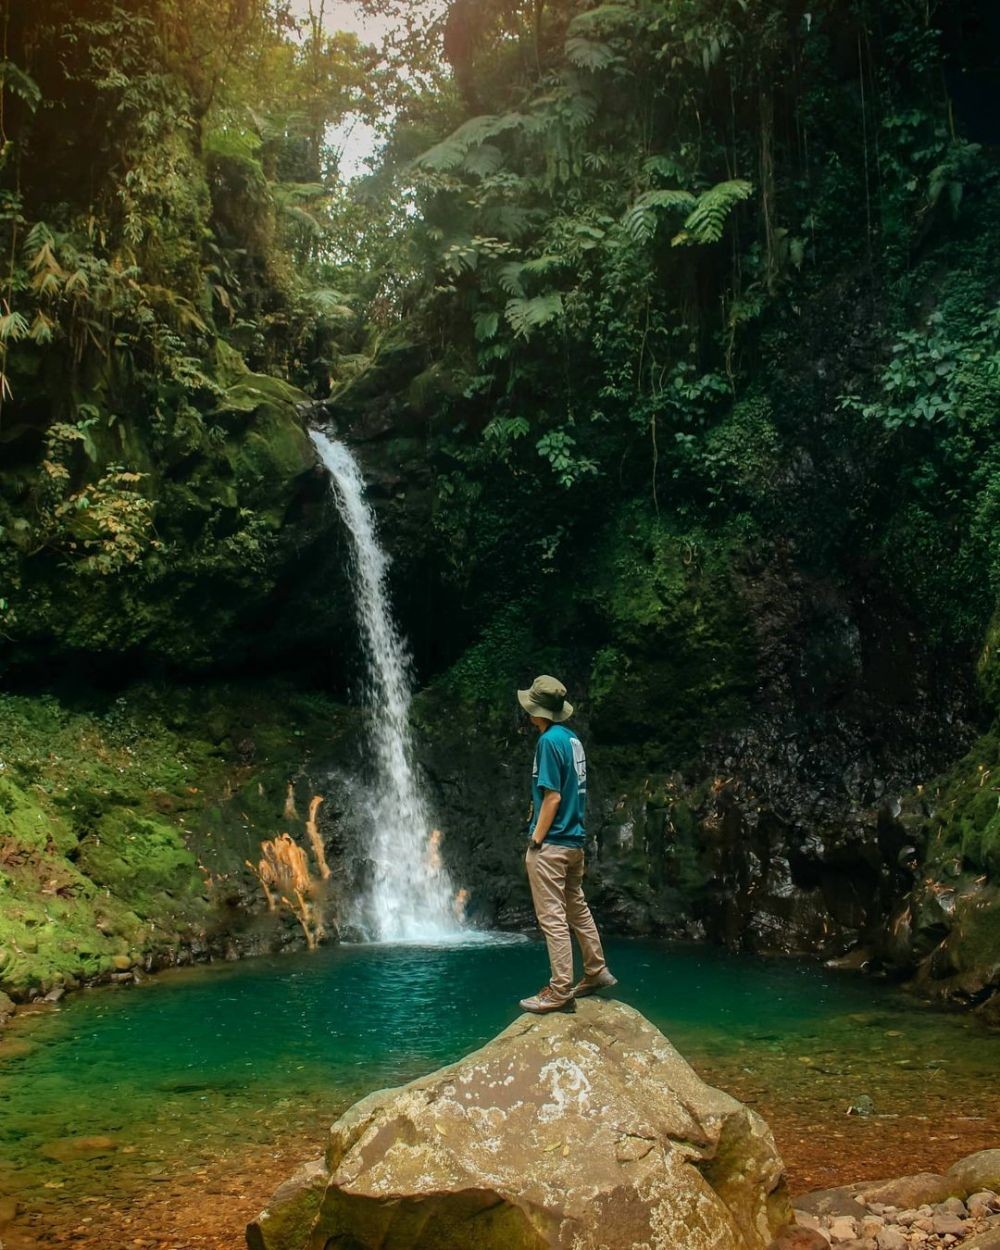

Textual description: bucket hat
[517,674,573,722]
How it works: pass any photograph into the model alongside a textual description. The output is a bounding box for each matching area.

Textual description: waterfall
[311,430,464,942]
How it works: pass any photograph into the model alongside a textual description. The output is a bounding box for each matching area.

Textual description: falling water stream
[311,430,464,941]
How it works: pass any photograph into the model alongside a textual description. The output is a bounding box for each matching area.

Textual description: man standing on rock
[517,675,617,1014]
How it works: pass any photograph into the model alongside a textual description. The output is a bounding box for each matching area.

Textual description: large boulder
[248,999,789,1250]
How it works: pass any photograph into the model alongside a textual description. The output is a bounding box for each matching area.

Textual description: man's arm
[530,789,561,847]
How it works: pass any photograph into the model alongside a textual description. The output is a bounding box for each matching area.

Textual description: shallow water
[0,937,996,1249]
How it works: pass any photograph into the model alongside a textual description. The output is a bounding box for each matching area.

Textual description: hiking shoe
[572,968,618,997]
[519,986,577,1014]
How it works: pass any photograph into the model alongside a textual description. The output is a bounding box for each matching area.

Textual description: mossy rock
[976,607,1000,711]
[923,727,1000,877]
[582,509,755,758]
[0,343,339,672]
[76,812,205,918]
[0,682,353,997]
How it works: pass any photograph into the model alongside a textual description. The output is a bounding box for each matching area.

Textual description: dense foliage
[2,0,1000,1002]
[0,0,377,668]
[332,0,1000,755]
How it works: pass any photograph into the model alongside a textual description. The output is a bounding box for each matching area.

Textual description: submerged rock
[248,999,789,1250]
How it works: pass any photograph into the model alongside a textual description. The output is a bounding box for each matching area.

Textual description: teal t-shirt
[529,724,587,847]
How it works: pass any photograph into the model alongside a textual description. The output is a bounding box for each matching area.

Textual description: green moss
[0,777,63,853]
[949,888,1000,977]
[77,812,204,919]
[923,727,1000,878]
[581,507,755,761]
[977,610,1000,711]
[0,682,351,998]
[0,345,329,670]
[436,603,557,716]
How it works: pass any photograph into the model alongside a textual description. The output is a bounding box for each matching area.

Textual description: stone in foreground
[248,999,789,1250]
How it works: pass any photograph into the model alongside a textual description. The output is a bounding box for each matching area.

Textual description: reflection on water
[0,937,996,1248]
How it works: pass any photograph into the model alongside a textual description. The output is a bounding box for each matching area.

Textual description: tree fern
[303,289,353,320]
[497,262,526,297]
[415,113,529,172]
[203,125,263,171]
[0,60,41,112]
[474,311,500,342]
[567,5,637,36]
[505,292,564,338]
[463,144,505,177]
[622,189,696,243]
[673,179,752,245]
[565,37,617,71]
[643,154,686,183]
[521,255,565,278]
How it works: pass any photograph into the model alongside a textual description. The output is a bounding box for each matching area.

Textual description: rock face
[248,999,789,1250]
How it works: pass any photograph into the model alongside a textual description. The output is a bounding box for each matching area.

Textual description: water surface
[0,937,996,1249]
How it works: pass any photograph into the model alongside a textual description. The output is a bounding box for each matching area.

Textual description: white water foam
[312,430,466,942]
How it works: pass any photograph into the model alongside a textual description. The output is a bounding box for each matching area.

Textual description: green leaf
[463,144,505,177]
[497,262,525,297]
[474,311,500,342]
[203,126,263,167]
[414,113,530,172]
[622,189,696,242]
[522,255,565,278]
[0,311,29,342]
[673,179,753,246]
[0,61,42,112]
[567,5,636,36]
[565,37,617,71]
[504,293,564,338]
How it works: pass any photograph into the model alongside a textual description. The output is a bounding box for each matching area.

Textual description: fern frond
[622,188,696,242]
[505,292,564,338]
[474,311,500,341]
[643,154,686,183]
[273,181,328,204]
[30,269,63,297]
[463,143,505,177]
[304,288,353,319]
[479,205,538,241]
[673,179,752,245]
[565,36,617,70]
[567,5,636,36]
[64,269,90,296]
[414,137,466,173]
[528,89,596,132]
[0,60,42,112]
[23,221,56,258]
[497,262,525,297]
[415,113,529,171]
[521,254,565,277]
[28,311,55,344]
[203,126,263,168]
[0,311,29,342]
[279,204,324,238]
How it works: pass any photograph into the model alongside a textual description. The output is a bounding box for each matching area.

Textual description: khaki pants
[525,844,607,1000]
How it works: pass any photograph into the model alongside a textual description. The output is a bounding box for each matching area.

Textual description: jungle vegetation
[1,0,999,890]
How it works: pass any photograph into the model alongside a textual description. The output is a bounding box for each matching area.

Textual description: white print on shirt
[571,736,587,792]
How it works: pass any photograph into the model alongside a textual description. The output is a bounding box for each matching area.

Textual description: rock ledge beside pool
[246,998,790,1250]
